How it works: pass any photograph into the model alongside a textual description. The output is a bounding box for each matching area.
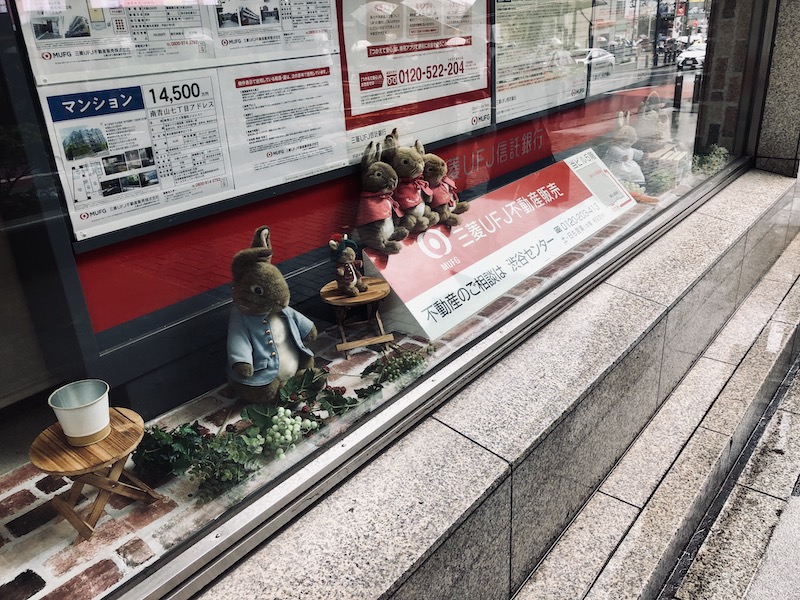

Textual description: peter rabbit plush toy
[382,129,439,233]
[228,226,317,404]
[355,140,408,255]
[421,151,470,227]
[604,111,646,187]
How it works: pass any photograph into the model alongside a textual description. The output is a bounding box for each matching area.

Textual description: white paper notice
[218,55,349,188]
[39,54,351,239]
[340,0,491,160]
[494,0,589,123]
[16,0,340,85]
[40,71,234,239]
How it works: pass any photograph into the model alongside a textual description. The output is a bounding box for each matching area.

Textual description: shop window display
[0,0,749,597]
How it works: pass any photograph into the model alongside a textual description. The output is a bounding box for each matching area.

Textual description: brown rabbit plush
[382,129,439,233]
[227,226,317,404]
[355,141,408,254]
[422,152,470,227]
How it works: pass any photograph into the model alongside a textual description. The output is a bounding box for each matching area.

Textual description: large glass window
[0,0,759,597]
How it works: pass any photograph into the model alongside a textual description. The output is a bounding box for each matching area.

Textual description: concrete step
[665,361,800,600]
[515,235,800,600]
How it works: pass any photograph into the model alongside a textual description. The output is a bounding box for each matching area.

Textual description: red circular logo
[42,52,52,60]
[80,212,89,220]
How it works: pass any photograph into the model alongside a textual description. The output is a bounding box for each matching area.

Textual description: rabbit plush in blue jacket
[227,226,316,404]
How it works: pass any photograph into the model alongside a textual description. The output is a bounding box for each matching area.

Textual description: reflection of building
[239,6,260,25]
[65,15,90,38]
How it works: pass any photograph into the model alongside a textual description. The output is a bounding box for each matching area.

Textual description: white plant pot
[48,379,111,446]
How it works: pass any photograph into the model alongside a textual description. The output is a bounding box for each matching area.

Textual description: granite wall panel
[509,317,665,590]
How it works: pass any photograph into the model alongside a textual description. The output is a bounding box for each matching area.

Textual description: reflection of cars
[547,48,578,69]
[677,43,707,70]
[570,48,615,71]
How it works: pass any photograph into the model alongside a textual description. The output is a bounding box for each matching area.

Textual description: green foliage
[646,168,676,195]
[361,345,435,383]
[133,420,264,501]
[189,428,264,500]
[242,405,317,459]
[359,345,435,389]
[277,367,328,404]
[280,366,369,417]
[692,144,731,176]
[131,421,205,480]
[131,351,435,498]
[621,181,646,195]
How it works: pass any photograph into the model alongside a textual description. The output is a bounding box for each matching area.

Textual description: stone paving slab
[673,367,800,600]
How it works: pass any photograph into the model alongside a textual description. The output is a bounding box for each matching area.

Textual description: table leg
[334,306,350,358]
[334,307,349,344]
[84,456,127,528]
[373,303,392,352]
[51,495,94,539]
[120,469,163,501]
[51,479,86,528]
[64,480,85,508]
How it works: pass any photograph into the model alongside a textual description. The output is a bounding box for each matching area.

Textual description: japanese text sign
[364,150,636,339]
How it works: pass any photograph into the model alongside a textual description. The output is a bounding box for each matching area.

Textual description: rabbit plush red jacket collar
[427,176,458,209]
[393,176,432,210]
[356,191,402,226]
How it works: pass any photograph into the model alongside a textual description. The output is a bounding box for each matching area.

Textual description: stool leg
[51,496,94,540]
[84,456,127,528]
[335,307,348,344]
[120,469,163,501]
[64,480,85,508]
[335,306,350,358]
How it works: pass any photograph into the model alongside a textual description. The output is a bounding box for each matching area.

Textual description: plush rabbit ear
[382,129,399,162]
[617,111,625,127]
[362,141,378,169]
[250,226,272,253]
[414,140,425,155]
[624,111,631,125]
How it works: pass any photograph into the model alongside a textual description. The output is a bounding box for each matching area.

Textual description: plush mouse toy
[382,129,439,233]
[422,152,470,227]
[355,141,408,255]
[227,226,317,404]
[329,233,368,297]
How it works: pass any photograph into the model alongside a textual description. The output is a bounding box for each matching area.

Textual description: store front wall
[2,0,800,597]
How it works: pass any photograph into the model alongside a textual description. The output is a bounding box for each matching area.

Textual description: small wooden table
[30,407,162,540]
[320,276,395,356]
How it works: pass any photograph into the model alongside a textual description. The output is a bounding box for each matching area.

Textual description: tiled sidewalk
[0,204,653,600]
